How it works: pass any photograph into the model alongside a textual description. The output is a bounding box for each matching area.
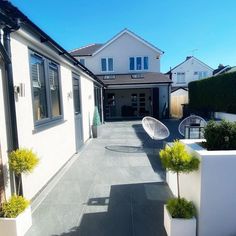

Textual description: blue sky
[11,0,236,72]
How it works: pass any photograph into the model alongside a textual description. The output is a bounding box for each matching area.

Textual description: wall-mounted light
[14,83,25,97]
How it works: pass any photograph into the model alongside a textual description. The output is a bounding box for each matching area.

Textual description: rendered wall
[77,32,161,74]
[171,58,213,87]
[175,139,236,236]
[0,30,96,200]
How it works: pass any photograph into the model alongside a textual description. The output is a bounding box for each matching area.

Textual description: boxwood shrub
[204,120,236,150]
[189,72,236,114]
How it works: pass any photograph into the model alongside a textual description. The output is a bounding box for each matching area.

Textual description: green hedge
[189,72,236,113]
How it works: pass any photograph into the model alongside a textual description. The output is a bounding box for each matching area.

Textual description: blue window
[101,58,113,71]
[129,57,135,70]
[136,57,142,70]
[101,58,107,71]
[144,57,148,70]
[108,58,113,71]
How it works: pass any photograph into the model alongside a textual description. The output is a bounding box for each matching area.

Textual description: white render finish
[171,57,213,87]
[0,206,32,236]
[0,29,98,200]
[164,205,196,236]
[169,139,236,236]
[76,31,162,74]
[214,112,236,122]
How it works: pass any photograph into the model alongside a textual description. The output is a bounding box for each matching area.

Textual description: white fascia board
[93,29,164,56]
[192,57,214,71]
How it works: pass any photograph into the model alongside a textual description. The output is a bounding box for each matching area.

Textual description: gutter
[0,6,22,195]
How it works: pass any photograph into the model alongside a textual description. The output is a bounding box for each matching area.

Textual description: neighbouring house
[167,56,213,118]
[0,2,103,201]
[213,64,231,76]
[70,29,172,120]
[213,64,236,76]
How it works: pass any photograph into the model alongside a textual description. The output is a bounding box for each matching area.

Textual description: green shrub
[1,195,29,218]
[93,106,101,126]
[167,198,196,219]
[189,72,236,113]
[160,141,199,174]
[204,120,236,150]
[160,141,199,219]
[9,148,39,176]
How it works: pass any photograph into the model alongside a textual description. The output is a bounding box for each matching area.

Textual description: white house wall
[0,30,97,200]
[77,32,161,74]
[171,57,213,87]
[159,85,169,116]
[0,60,12,199]
[81,76,94,142]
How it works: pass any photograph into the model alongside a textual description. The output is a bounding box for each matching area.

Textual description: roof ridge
[69,43,102,53]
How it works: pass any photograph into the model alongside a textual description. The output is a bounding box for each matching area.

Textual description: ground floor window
[30,50,63,126]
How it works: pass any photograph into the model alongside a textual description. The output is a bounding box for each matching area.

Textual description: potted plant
[0,148,39,236]
[173,120,236,236]
[92,106,101,138]
[160,140,200,236]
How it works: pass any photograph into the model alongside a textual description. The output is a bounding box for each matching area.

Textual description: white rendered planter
[167,139,236,236]
[0,206,32,236]
[164,205,196,236]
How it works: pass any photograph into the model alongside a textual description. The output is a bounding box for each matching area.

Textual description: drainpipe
[2,27,22,195]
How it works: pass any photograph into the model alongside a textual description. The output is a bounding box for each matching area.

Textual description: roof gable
[93,28,164,56]
[168,56,213,73]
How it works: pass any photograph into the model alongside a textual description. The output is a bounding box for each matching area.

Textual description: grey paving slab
[26,119,180,236]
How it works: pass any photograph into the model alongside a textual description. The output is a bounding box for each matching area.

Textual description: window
[129,57,149,71]
[194,71,208,79]
[129,57,135,70]
[198,71,207,79]
[176,72,185,84]
[30,51,62,126]
[143,57,148,70]
[79,58,85,66]
[73,75,81,115]
[31,54,48,121]
[136,57,142,70]
[101,58,113,72]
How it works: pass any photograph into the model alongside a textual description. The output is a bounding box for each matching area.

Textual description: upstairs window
[30,51,62,126]
[101,58,113,72]
[129,57,149,71]
[129,57,135,70]
[176,72,185,84]
[79,58,85,66]
[143,56,149,70]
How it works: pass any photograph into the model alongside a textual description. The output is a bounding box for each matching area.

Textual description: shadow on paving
[53,182,172,236]
[104,119,182,178]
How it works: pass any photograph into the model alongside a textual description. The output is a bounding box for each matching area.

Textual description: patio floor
[26,119,181,236]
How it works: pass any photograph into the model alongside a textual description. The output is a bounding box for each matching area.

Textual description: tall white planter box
[167,139,236,236]
[164,205,196,236]
[0,206,32,236]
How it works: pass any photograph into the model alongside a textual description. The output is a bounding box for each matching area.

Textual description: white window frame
[129,56,149,71]
[101,57,114,72]
[176,72,186,84]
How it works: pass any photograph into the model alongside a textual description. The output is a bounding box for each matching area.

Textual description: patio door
[73,74,83,151]
[153,88,159,118]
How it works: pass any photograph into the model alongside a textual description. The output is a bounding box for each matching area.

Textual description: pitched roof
[213,65,231,75]
[97,72,172,86]
[70,28,164,57]
[166,56,213,74]
[70,44,103,56]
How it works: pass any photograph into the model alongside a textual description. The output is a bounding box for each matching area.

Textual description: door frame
[72,73,84,152]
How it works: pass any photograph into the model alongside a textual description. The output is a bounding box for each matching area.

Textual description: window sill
[32,119,67,134]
